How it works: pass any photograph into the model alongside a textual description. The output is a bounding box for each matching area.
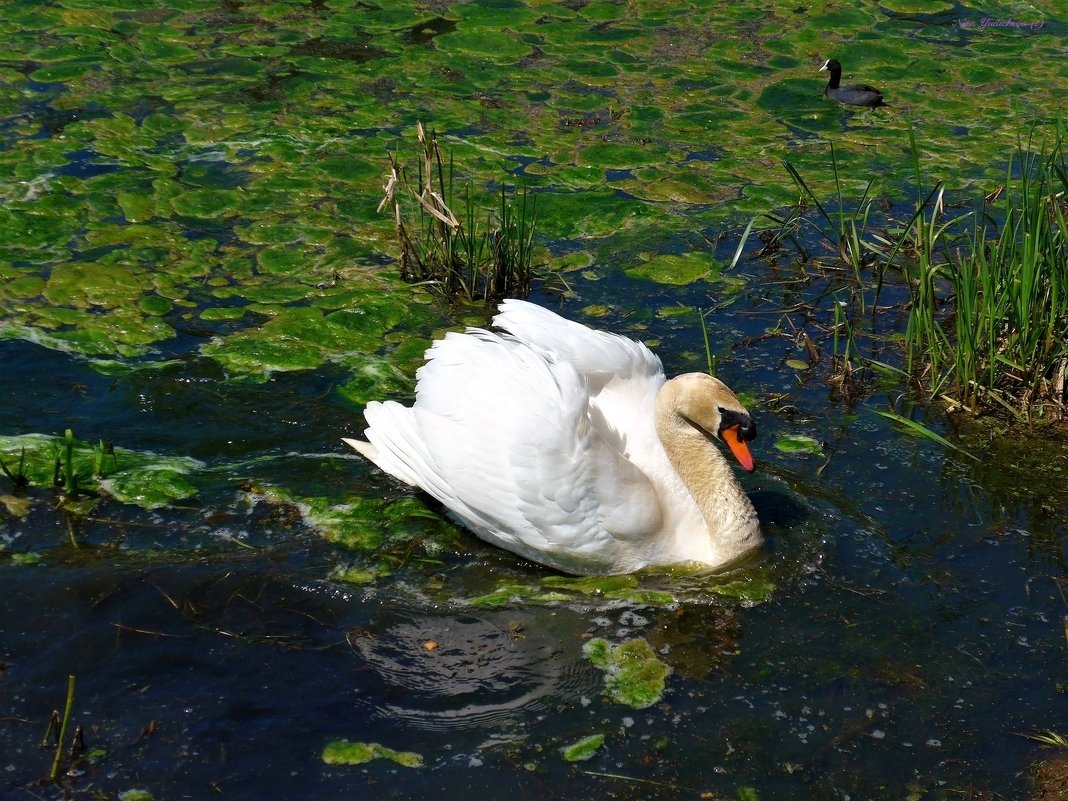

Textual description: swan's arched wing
[358,327,663,573]
[494,299,667,467]
[493,299,663,393]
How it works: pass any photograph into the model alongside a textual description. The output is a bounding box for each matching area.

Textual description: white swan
[344,299,762,575]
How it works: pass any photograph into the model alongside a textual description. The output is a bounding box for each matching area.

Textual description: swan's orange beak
[722,425,755,472]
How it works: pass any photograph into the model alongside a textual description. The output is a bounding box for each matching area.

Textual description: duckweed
[0,433,201,510]
[470,573,678,608]
[583,637,672,710]
[561,733,606,762]
[773,434,825,456]
[1,0,1060,371]
[321,740,424,768]
[625,253,720,286]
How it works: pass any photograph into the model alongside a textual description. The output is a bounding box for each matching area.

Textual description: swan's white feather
[348,300,757,574]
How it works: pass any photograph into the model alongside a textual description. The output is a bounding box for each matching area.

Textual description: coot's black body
[820,59,886,108]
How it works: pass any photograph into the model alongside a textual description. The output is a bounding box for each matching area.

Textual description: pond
[1,1,1066,800]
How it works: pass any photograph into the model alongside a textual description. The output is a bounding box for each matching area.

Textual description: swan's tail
[346,396,510,539]
[341,437,377,461]
[344,400,427,488]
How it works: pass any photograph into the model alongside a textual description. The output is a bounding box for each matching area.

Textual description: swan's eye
[718,408,757,441]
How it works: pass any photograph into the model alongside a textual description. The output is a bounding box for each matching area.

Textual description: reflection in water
[351,612,596,731]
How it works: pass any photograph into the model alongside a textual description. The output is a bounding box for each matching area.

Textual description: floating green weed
[469,574,675,608]
[583,637,671,710]
[330,563,392,585]
[469,584,575,607]
[261,486,456,556]
[0,433,201,511]
[561,733,606,762]
[4,0,1060,374]
[99,468,198,510]
[703,575,777,603]
[468,566,774,607]
[773,434,824,456]
[335,353,419,407]
[321,740,424,768]
[202,295,414,380]
[625,253,719,286]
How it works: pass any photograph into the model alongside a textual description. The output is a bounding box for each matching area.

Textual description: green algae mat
[1,4,1066,800]
[1,0,1063,371]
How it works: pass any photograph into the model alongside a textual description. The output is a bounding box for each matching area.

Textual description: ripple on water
[351,610,598,731]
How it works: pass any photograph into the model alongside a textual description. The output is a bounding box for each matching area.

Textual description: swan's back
[351,301,670,574]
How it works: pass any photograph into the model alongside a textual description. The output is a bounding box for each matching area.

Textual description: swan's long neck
[655,387,762,563]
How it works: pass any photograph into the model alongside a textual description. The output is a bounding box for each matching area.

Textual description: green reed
[695,306,718,377]
[748,121,1067,421]
[380,123,538,302]
[0,445,28,490]
[40,675,81,782]
[780,144,883,288]
[905,123,1068,420]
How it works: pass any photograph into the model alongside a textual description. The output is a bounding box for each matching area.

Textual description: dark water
[1,283,1065,800]
[2,0,1066,796]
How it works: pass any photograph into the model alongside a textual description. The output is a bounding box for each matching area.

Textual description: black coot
[820,59,886,108]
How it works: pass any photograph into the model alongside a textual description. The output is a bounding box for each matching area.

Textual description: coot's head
[819,59,841,73]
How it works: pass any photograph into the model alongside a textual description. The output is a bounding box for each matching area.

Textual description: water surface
[1,1,1066,799]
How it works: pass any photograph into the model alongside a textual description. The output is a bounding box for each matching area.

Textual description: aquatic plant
[583,637,671,709]
[321,739,424,768]
[828,290,864,397]
[875,409,978,461]
[379,123,538,302]
[561,733,606,762]
[0,446,28,491]
[747,122,1067,421]
[1015,729,1068,749]
[903,125,1068,420]
[0,433,200,512]
[695,306,718,377]
[40,675,82,782]
[754,144,883,282]
[56,428,78,498]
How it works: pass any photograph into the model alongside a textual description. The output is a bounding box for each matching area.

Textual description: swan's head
[660,373,758,472]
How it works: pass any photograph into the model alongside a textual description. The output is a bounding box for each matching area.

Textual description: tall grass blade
[729,217,758,270]
[875,411,978,460]
[49,675,76,782]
